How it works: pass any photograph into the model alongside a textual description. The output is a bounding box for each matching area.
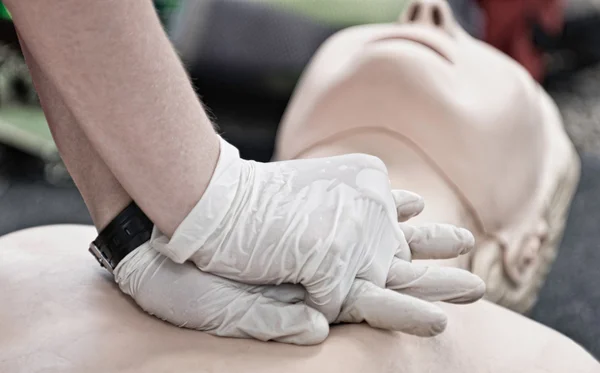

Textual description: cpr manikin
[1,1,596,373]
[275,0,580,313]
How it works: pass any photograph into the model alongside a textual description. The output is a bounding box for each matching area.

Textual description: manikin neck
[296,128,477,268]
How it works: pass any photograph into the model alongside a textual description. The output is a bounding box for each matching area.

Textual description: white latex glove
[115,197,484,345]
[114,240,330,345]
[151,137,483,327]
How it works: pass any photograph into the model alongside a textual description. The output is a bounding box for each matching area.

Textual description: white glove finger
[399,223,475,260]
[337,279,447,337]
[118,250,328,346]
[386,257,485,304]
[391,189,425,222]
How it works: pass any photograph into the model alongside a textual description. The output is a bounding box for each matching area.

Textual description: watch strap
[89,202,153,274]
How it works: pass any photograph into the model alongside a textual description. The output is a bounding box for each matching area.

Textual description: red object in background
[477,0,564,81]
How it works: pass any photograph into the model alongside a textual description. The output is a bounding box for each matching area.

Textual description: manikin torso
[1,225,597,373]
[275,0,580,312]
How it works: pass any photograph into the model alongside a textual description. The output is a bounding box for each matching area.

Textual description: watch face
[88,242,114,275]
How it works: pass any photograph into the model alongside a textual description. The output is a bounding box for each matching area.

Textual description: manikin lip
[371,30,454,64]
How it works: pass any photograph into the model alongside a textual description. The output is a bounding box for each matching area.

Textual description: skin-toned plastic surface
[274,0,581,312]
[1,224,597,373]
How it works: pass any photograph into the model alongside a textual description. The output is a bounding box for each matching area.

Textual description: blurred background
[0,0,599,357]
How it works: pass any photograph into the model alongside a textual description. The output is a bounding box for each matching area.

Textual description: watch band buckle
[89,242,115,275]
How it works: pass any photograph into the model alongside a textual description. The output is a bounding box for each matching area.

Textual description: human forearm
[19,39,131,231]
[6,0,219,236]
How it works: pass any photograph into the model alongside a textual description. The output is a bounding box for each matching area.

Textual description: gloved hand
[115,192,484,345]
[115,241,330,345]
[151,137,484,325]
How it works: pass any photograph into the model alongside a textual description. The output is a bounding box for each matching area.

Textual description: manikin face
[276,0,576,308]
[277,0,550,238]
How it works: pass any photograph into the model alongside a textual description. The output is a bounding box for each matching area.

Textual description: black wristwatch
[88,202,153,274]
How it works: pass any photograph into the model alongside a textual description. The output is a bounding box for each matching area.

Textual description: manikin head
[274,0,579,312]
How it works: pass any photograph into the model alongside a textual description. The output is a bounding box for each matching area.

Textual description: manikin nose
[399,0,456,36]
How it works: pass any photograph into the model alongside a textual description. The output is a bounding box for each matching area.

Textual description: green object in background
[0,3,10,20]
[254,0,409,26]
[155,0,181,25]
[0,106,57,162]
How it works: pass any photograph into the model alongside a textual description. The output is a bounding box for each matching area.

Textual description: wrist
[150,137,245,264]
[153,133,222,237]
